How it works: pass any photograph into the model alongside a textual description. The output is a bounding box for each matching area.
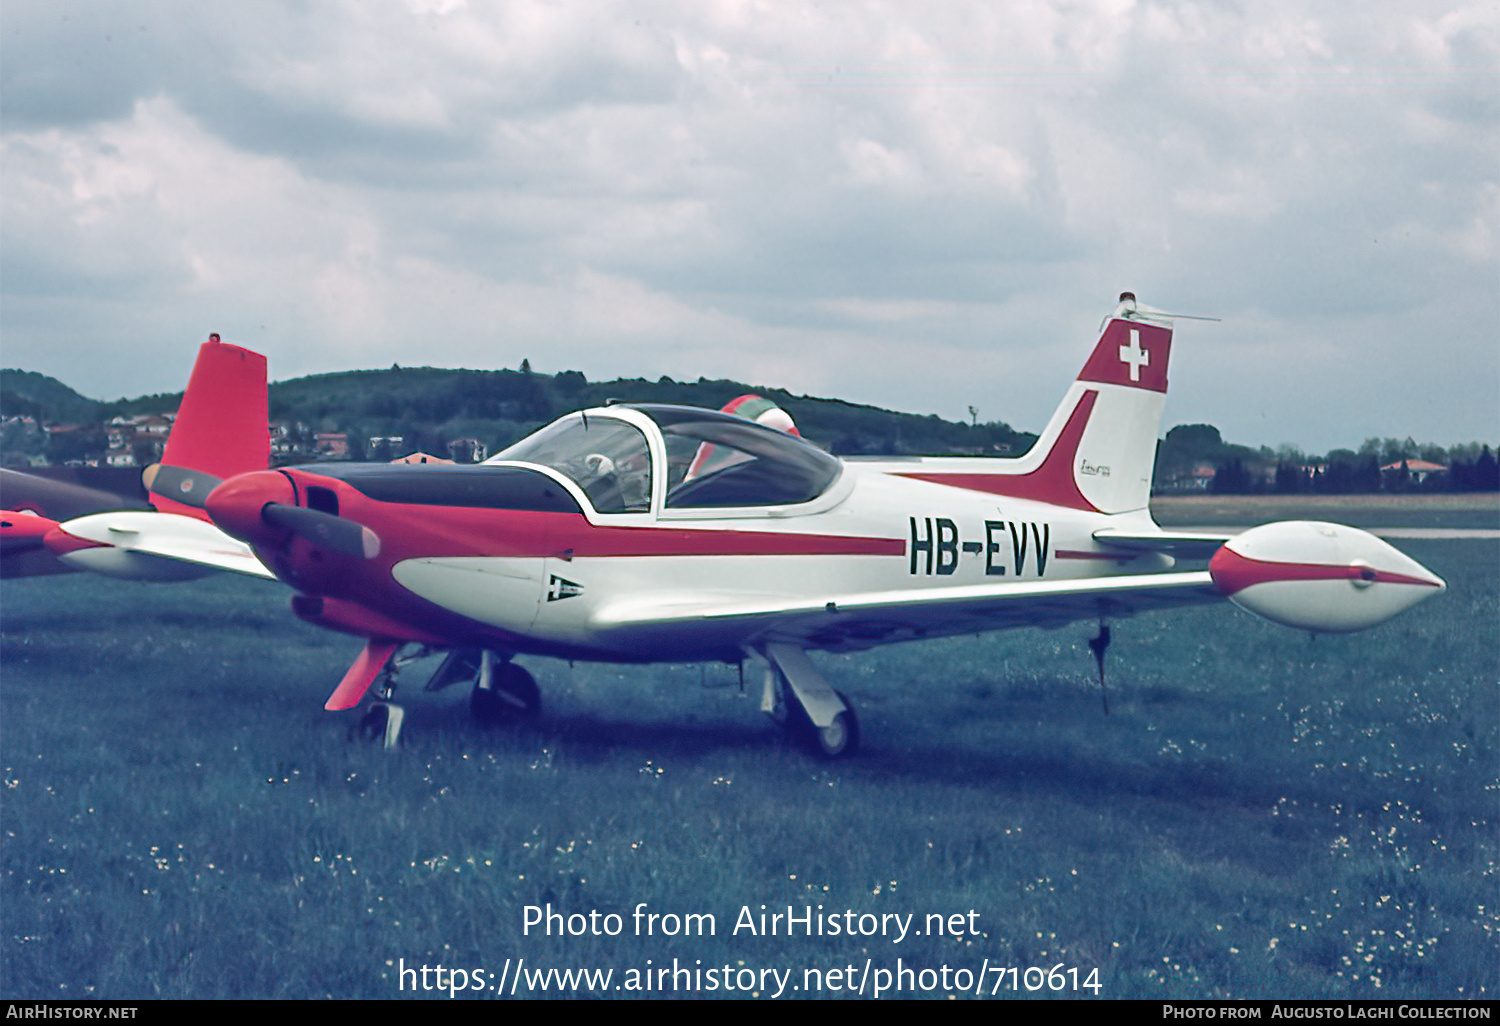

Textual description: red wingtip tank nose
[42,525,107,558]
[205,470,296,549]
[1,511,60,552]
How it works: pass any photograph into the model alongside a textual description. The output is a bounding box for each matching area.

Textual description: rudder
[150,334,269,518]
[891,294,1174,514]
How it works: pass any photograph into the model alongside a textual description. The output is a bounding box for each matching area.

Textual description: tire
[354,704,389,742]
[787,688,859,759]
[811,706,859,759]
[352,703,403,749]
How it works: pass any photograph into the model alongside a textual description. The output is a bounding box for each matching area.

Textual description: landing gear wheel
[787,688,859,759]
[811,704,859,759]
[353,702,404,750]
[471,663,541,725]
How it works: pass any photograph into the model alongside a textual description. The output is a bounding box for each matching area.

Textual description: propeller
[261,502,381,559]
[205,469,381,559]
[143,463,223,509]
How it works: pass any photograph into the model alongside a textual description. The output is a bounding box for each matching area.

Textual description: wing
[590,570,1221,652]
[46,511,278,581]
[96,524,278,579]
[0,467,149,521]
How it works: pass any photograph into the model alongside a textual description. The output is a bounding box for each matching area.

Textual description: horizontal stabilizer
[1092,528,1235,558]
[44,511,276,581]
[0,467,149,522]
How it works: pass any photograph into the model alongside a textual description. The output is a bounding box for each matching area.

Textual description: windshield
[492,415,652,513]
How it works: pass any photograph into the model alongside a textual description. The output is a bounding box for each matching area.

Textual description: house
[448,438,488,464]
[1157,461,1218,492]
[1381,459,1446,485]
[366,436,407,460]
[314,433,349,459]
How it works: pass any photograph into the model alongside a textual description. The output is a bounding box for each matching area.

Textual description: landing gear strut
[758,643,859,759]
[352,650,418,750]
[424,648,542,724]
[470,651,541,725]
[349,647,542,748]
[1088,622,1112,715]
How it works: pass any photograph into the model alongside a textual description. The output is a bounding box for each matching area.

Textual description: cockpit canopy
[493,415,653,513]
[492,404,843,514]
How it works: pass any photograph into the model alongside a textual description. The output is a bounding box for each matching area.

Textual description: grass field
[1152,492,1500,530]
[1,531,1495,999]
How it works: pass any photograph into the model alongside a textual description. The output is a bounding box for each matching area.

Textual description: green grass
[1152,493,1500,530]
[1,540,1495,999]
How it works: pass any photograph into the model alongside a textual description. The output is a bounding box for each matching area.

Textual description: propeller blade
[143,464,223,509]
[262,503,381,559]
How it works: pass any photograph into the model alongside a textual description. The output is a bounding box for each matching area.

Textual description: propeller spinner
[206,470,380,559]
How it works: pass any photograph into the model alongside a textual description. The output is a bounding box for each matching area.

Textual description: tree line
[1156,424,1499,495]
[1,362,1035,466]
[4,363,1494,493]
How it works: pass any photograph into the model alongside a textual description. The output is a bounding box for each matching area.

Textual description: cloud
[1,0,1494,450]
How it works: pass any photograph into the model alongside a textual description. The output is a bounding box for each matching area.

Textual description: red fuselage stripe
[1209,548,1440,596]
[559,524,906,558]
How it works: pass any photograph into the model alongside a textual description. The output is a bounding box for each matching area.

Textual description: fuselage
[210,405,1169,664]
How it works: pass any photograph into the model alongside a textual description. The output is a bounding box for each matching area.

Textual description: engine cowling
[1208,521,1445,633]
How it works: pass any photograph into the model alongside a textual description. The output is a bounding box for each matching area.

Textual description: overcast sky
[2,1,1495,453]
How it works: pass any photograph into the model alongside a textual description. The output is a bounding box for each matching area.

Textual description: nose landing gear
[351,652,410,751]
[350,646,542,748]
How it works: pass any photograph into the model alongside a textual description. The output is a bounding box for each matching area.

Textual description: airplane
[1,472,149,577]
[2,334,275,582]
[184,293,1446,754]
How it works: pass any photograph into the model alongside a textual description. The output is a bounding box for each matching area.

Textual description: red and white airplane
[1,335,274,582]
[194,294,1445,753]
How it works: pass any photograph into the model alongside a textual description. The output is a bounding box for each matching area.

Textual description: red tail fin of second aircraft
[150,335,269,519]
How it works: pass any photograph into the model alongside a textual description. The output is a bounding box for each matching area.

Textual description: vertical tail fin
[892,294,1174,514]
[1026,293,1173,513]
[149,334,269,519]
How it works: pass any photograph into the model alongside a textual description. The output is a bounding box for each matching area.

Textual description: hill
[0,369,104,425]
[0,363,1034,464]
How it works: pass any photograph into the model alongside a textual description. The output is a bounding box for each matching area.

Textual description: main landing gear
[465,652,541,725]
[352,647,541,749]
[758,643,860,759]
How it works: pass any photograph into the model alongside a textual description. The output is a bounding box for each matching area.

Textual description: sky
[1,1,1495,454]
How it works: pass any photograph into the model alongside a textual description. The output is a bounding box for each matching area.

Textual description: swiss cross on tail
[1076,313,1171,393]
[1118,330,1148,381]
